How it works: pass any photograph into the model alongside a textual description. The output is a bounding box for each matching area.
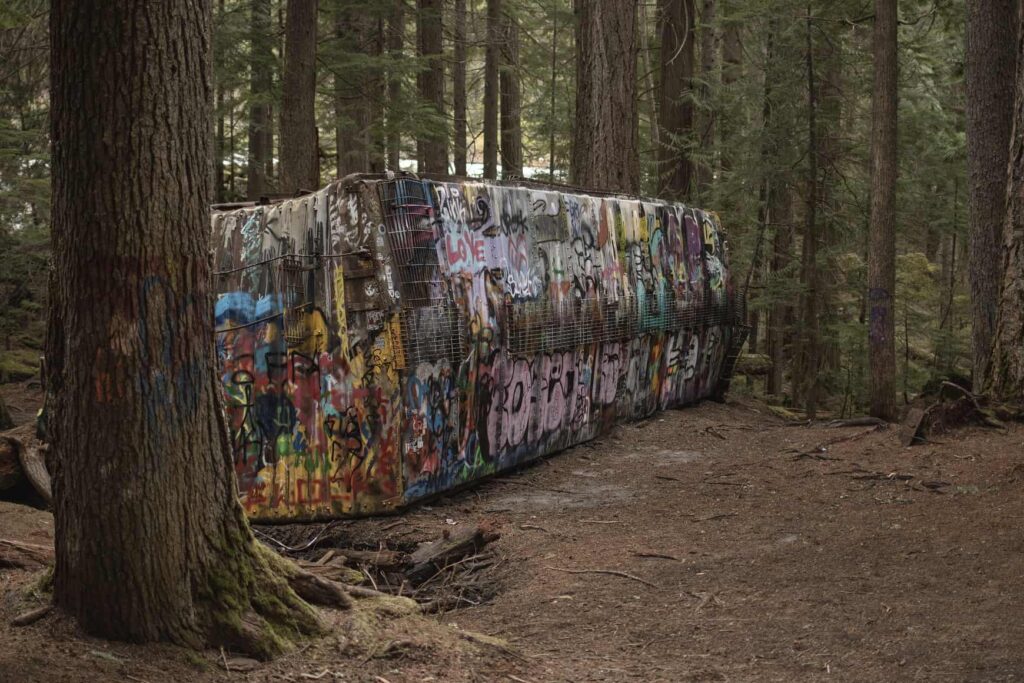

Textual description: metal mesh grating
[504,290,742,355]
[398,304,467,366]
[378,179,445,307]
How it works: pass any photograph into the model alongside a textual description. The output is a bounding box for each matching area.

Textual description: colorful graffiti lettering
[211,176,744,520]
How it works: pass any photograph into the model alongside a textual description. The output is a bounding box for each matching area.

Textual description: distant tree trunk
[453,0,468,176]
[215,0,226,202]
[696,0,717,197]
[657,0,695,198]
[988,13,1024,402]
[572,0,639,193]
[48,0,337,657]
[418,0,446,174]
[484,0,500,179]
[966,0,1016,386]
[499,10,523,179]
[336,7,385,177]
[216,81,225,202]
[867,0,898,420]
[718,0,741,176]
[799,6,821,419]
[638,0,659,191]
[548,3,559,179]
[247,0,273,199]
[386,0,404,170]
[280,0,319,194]
[767,188,793,398]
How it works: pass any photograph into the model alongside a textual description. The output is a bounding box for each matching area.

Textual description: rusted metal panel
[212,174,746,521]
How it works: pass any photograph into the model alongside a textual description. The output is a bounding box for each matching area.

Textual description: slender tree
[867,0,898,420]
[572,0,639,193]
[657,0,695,198]
[453,0,468,176]
[966,0,1016,386]
[247,0,273,199]
[47,0,347,657]
[500,7,523,178]
[417,0,447,174]
[988,8,1024,402]
[280,0,320,193]
[484,0,501,179]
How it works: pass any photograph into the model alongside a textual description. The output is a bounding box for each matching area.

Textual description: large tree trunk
[656,0,695,198]
[280,0,320,194]
[47,0,341,658]
[572,0,639,193]
[966,0,1017,387]
[247,0,273,199]
[499,10,523,179]
[867,0,898,420]
[386,0,404,170]
[453,0,468,176]
[484,0,500,179]
[417,0,446,175]
[989,11,1024,402]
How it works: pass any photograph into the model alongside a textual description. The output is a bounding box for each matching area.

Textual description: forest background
[0,0,971,417]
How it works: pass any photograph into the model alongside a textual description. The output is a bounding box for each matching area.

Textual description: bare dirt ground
[2,392,1024,682]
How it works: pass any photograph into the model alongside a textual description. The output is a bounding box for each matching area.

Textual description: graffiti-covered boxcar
[212,174,747,520]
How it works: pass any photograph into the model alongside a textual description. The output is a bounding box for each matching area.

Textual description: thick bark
[48,0,334,658]
[966,0,1017,386]
[454,0,467,176]
[695,0,717,197]
[484,0,500,179]
[280,0,320,194]
[417,0,446,175]
[572,0,639,193]
[656,0,695,198]
[247,0,273,199]
[989,11,1024,401]
[867,0,898,420]
[499,10,523,179]
[386,0,404,170]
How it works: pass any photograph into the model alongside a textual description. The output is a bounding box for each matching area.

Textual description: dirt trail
[2,398,1024,682]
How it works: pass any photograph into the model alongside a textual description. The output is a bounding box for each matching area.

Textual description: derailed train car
[212,173,747,521]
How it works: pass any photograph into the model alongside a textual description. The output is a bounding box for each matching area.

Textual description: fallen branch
[632,552,681,562]
[10,605,51,627]
[542,565,659,589]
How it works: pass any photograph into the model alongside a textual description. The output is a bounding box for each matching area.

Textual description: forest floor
[2,383,1024,682]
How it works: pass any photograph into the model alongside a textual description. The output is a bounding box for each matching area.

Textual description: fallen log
[405,524,500,584]
[0,538,54,569]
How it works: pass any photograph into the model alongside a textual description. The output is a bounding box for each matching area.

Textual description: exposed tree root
[181,511,354,661]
